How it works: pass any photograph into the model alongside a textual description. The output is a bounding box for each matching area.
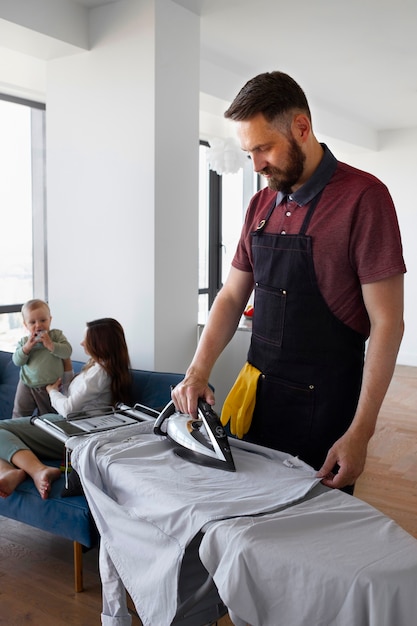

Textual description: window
[0,95,46,351]
[199,141,259,317]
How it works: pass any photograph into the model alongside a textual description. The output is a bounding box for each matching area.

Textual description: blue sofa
[0,349,184,591]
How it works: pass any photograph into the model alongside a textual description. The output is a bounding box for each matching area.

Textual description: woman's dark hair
[84,318,132,405]
[224,71,311,127]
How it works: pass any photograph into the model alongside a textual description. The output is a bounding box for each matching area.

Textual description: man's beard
[260,138,306,194]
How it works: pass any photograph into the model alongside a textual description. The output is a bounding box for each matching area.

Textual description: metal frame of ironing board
[171,530,228,626]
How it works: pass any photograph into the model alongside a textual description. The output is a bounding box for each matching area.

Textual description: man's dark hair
[224,71,311,126]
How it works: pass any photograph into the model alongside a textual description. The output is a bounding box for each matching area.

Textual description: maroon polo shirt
[232,145,406,338]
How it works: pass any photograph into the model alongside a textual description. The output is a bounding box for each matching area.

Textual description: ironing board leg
[74,541,84,592]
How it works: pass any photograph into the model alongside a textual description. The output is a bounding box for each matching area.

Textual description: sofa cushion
[0,459,96,547]
[0,381,16,420]
[0,353,20,420]
[130,369,184,409]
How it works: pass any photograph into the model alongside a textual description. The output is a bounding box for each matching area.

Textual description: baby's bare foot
[33,466,61,500]
[0,466,27,498]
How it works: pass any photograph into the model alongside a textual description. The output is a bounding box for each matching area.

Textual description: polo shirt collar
[275,144,337,207]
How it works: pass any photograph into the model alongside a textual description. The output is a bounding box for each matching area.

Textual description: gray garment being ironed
[72,425,320,626]
[0,415,64,464]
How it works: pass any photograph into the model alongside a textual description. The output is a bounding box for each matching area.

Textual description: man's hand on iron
[171,368,215,418]
[317,431,368,490]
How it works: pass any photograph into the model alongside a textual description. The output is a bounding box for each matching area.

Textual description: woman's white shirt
[49,362,112,417]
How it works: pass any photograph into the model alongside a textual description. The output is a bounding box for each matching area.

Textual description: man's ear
[291,114,311,142]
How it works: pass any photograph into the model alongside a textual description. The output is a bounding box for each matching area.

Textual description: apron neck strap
[299,189,324,235]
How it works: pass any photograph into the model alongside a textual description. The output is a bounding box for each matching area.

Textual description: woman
[0,318,131,500]
[47,318,131,417]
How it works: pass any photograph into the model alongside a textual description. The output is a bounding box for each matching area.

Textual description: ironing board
[69,422,417,626]
[200,489,417,626]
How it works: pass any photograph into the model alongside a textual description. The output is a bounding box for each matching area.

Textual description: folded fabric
[221,361,261,438]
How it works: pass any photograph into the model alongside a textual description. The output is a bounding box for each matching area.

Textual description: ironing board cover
[199,488,417,626]
[70,422,320,626]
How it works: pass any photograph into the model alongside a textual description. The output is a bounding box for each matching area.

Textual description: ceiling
[177,0,417,134]
[70,0,118,6]
[10,0,417,133]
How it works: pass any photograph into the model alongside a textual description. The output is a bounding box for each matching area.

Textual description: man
[173,71,405,492]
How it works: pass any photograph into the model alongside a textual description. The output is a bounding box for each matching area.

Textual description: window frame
[199,139,261,312]
[199,140,223,310]
[0,93,47,319]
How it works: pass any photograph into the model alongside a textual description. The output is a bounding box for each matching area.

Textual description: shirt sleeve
[349,183,406,284]
[49,364,110,417]
[50,329,73,359]
[12,339,30,366]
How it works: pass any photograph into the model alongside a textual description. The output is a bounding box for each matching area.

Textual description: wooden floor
[355,364,417,539]
[0,365,415,625]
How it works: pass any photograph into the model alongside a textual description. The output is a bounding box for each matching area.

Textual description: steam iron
[154,399,236,472]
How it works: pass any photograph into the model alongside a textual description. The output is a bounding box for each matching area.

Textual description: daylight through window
[0,95,46,351]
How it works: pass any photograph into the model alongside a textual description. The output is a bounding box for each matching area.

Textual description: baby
[12,299,73,417]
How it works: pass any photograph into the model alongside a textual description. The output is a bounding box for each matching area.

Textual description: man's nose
[252,154,267,173]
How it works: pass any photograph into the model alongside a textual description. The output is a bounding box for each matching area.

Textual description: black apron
[246,192,365,471]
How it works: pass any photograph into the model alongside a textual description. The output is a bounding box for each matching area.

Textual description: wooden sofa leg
[74,541,84,592]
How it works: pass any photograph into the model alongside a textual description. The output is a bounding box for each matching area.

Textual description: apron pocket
[252,283,286,347]
[247,373,315,459]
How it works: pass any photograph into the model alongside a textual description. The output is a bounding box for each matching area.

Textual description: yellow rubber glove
[221,361,261,439]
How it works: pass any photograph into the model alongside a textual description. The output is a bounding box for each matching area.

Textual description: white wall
[321,132,417,366]
[0,0,89,49]
[0,46,45,101]
[45,0,200,372]
[0,0,415,373]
